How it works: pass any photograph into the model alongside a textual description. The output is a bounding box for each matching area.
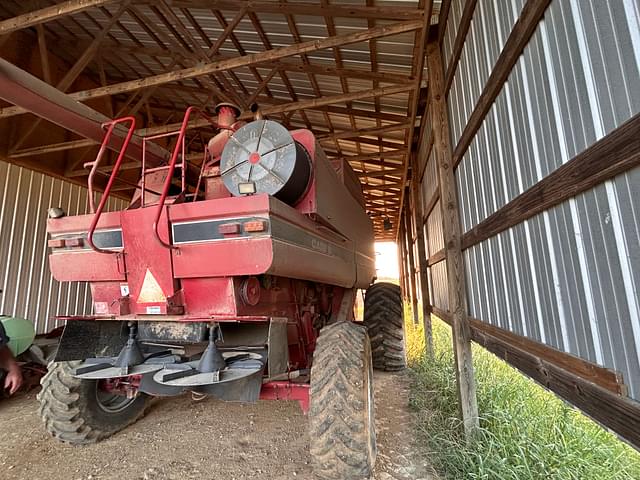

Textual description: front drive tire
[364,282,406,371]
[309,322,376,479]
[37,361,148,444]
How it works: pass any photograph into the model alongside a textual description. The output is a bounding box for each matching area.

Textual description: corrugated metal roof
[0,0,441,239]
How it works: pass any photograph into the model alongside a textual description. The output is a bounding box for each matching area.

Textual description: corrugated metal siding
[420,148,438,213]
[0,161,128,334]
[426,200,445,256]
[430,260,449,311]
[448,0,640,400]
[447,0,523,145]
[442,0,462,68]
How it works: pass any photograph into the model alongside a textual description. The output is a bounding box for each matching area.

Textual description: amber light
[243,220,267,232]
[218,222,241,235]
[65,238,84,247]
[48,239,66,248]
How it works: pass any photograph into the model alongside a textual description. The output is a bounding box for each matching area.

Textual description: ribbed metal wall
[447,0,640,400]
[0,161,128,334]
[441,0,462,68]
[447,0,524,145]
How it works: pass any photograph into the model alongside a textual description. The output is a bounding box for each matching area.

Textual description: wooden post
[409,163,434,356]
[403,199,420,325]
[426,40,479,436]
[397,221,408,301]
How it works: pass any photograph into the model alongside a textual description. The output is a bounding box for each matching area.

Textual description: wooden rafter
[10,1,131,152]
[166,1,425,20]
[317,122,412,141]
[0,0,433,239]
[0,0,118,35]
[396,0,433,238]
[0,19,422,119]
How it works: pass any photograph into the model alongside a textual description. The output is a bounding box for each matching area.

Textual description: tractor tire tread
[37,361,147,445]
[309,321,375,480]
[364,282,406,371]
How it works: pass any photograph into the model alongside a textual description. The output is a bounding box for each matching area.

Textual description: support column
[426,40,479,436]
[397,221,408,301]
[409,163,433,356]
[403,197,420,325]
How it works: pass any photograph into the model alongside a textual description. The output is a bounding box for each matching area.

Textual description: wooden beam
[206,8,246,59]
[403,202,420,325]
[266,60,414,85]
[427,39,479,436]
[349,157,404,169]
[444,0,477,94]
[317,121,412,141]
[410,153,434,355]
[167,1,425,20]
[431,306,638,450]
[254,97,410,123]
[79,40,415,84]
[35,19,423,108]
[138,84,416,135]
[326,136,405,150]
[437,0,452,44]
[362,182,403,191]
[427,248,445,266]
[461,113,640,250]
[468,319,640,450]
[35,24,51,84]
[358,168,405,178]
[469,318,626,395]
[339,150,407,163]
[397,0,432,248]
[423,190,440,222]
[398,220,408,301]
[9,138,96,158]
[0,0,118,35]
[246,67,277,106]
[12,86,413,160]
[10,1,131,151]
[452,0,552,168]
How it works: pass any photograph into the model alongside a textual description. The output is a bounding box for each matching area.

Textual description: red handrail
[85,116,136,254]
[151,107,221,249]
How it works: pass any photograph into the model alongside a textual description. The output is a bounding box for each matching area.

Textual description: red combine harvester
[38,104,405,479]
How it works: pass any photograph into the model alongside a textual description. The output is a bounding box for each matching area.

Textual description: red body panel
[50,251,125,282]
[172,238,273,279]
[120,207,177,314]
[45,115,375,396]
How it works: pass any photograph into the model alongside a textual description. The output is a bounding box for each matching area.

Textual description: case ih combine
[38,104,405,479]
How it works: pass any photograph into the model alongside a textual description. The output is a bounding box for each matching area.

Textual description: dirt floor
[0,371,437,480]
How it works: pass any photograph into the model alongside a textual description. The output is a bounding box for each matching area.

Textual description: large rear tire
[309,321,376,479]
[363,282,406,371]
[37,361,148,444]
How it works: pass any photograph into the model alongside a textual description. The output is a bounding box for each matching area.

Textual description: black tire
[363,282,406,371]
[309,322,376,480]
[37,361,148,444]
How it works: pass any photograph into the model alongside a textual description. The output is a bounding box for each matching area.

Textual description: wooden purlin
[0,1,431,240]
[397,0,432,241]
[0,0,119,35]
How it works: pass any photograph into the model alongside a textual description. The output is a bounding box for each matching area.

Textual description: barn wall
[447,0,640,401]
[0,161,128,334]
[409,0,640,443]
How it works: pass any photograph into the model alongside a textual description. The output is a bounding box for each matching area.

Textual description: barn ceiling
[0,0,439,240]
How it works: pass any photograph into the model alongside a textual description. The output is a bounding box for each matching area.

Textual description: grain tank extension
[38,104,406,480]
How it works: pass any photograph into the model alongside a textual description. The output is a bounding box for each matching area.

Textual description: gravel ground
[0,371,437,480]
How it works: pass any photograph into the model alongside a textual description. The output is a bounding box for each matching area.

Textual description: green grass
[405,314,640,480]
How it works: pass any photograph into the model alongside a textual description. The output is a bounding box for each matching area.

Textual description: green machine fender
[0,316,36,356]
